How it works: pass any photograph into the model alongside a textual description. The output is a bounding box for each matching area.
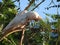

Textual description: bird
[2,10,28,34]
[0,10,42,41]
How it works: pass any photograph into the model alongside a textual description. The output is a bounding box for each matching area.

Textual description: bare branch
[0,28,23,41]
[31,0,45,11]
[24,0,35,10]
[45,5,60,10]
[19,29,25,45]
[48,0,55,6]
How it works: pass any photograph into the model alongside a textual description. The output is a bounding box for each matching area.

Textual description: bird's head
[27,11,41,21]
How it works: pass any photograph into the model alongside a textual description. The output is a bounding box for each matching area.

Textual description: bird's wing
[2,10,28,33]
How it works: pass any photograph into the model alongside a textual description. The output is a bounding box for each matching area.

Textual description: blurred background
[0,0,60,45]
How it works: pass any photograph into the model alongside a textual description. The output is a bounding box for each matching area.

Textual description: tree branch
[19,29,25,45]
[31,0,45,11]
[24,0,35,10]
[0,27,24,41]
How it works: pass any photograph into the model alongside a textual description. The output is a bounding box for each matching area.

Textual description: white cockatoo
[2,10,28,34]
[2,10,41,33]
[0,10,41,41]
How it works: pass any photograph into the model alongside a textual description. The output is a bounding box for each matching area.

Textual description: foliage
[0,0,17,31]
[0,0,17,45]
[0,0,60,45]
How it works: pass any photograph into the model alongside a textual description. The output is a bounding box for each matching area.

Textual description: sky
[0,0,60,21]
[15,0,60,22]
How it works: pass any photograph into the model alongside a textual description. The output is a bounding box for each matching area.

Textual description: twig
[45,5,60,10]
[48,0,55,6]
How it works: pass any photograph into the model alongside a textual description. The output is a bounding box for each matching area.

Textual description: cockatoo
[0,10,41,41]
